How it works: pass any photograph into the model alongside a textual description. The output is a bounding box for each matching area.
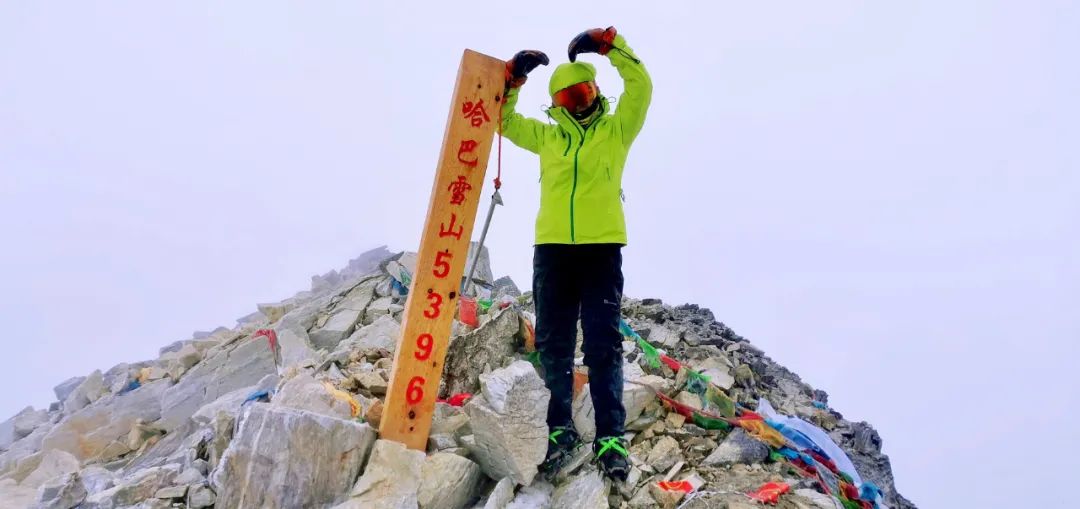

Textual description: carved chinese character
[439,212,463,240]
[448,175,473,206]
[462,99,491,127]
[457,139,479,168]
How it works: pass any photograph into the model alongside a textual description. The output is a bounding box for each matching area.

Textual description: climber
[501,26,652,481]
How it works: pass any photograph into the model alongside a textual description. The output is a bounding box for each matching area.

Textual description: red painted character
[461,99,490,127]
[448,175,473,205]
[457,139,479,167]
[439,213,463,240]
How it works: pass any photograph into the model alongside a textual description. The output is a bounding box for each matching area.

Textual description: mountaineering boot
[540,426,583,479]
[594,436,630,482]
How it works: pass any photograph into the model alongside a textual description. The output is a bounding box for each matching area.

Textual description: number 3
[424,291,443,319]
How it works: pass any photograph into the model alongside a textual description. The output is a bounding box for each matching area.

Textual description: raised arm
[500,50,552,155]
[568,27,653,146]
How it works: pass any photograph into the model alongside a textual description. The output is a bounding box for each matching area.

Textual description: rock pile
[0,245,915,509]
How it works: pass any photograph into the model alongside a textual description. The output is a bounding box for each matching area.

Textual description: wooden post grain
[379,50,504,450]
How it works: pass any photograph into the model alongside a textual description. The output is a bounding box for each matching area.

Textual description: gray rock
[311,269,344,293]
[310,307,364,350]
[363,296,395,325]
[236,310,269,327]
[273,372,356,420]
[159,335,277,431]
[322,315,402,369]
[269,323,319,370]
[174,467,204,486]
[628,486,659,509]
[550,468,608,509]
[83,464,181,509]
[0,478,37,508]
[574,376,658,443]
[187,484,216,508]
[158,340,189,356]
[1,406,45,450]
[102,362,141,395]
[643,325,679,349]
[0,422,53,477]
[35,471,86,509]
[41,379,170,462]
[131,499,173,509]
[20,449,80,489]
[127,419,166,454]
[190,373,277,426]
[852,421,882,455]
[258,300,297,324]
[443,308,521,395]
[343,246,395,279]
[427,434,458,452]
[625,376,661,422]
[334,439,424,509]
[645,436,682,472]
[62,370,108,414]
[702,428,770,466]
[154,485,188,499]
[79,465,117,496]
[418,452,482,509]
[311,278,382,350]
[504,481,553,509]
[211,404,376,508]
[794,488,844,509]
[492,276,521,298]
[430,404,470,436]
[191,458,210,475]
[208,412,235,470]
[571,385,597,442]
[464,242,494,286]
[690,357,735,390]
[353,371,388,396]
[160,343,203,372]
[616,466,642,500]
[483,477,515,509]
[464,361,549,486]
[52,377,86,404]
[278,293,332,332]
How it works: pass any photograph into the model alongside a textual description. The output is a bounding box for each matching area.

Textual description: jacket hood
[548,62,597,96]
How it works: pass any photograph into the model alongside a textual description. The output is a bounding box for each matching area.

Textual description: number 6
[406,376,425,404]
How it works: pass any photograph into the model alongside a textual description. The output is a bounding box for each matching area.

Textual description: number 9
[414,333,433,360]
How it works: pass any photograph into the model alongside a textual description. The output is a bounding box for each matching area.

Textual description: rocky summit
[0,245,915,509]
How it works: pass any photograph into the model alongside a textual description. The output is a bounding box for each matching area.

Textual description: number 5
[433,250,452,279]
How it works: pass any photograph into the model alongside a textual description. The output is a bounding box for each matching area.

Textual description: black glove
[568,26,617,62]
[505,50,550,89]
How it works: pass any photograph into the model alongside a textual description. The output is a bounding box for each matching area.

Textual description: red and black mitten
[568,26,617,62]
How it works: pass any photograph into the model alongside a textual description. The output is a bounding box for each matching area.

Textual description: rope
[495,93,503,189]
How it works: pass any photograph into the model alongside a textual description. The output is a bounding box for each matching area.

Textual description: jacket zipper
[568,111,592,244]
[558,102,605,244]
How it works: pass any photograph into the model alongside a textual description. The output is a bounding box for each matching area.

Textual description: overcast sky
[2,2,1077,507]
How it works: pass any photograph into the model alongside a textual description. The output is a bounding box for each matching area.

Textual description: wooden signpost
[379,50,505,450]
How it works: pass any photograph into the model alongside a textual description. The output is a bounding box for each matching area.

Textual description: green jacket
[501,34,651,245]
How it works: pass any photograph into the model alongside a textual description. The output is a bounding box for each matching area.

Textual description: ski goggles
[552,80,598,113]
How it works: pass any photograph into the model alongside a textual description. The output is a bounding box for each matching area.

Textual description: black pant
[533,244,625,440]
